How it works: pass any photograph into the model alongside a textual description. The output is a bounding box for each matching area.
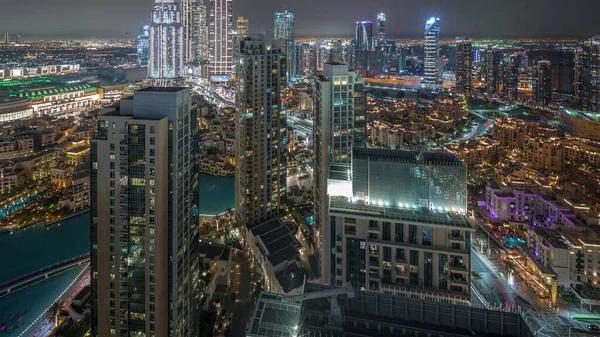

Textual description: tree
[580,282,600,310]
[395,91,406,99]
[46,301,62,328]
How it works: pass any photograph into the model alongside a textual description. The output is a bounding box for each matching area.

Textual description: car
[228,313,233,323]
[588,324,599,331]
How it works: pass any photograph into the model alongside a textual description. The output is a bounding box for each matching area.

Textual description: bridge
[0,253,90,296]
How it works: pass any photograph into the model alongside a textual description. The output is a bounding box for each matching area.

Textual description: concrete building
[208,0,233,81]
[560,108,600,140]
[492,118,559,149]
[523,136,564,172]
[91,87,200,337]
[313,63,365,283]
[375,13,386,48]
[234,35,287,229]
[444,138,500,166]
[485,45,501,95]
[502,54,519,103]
[247,218,305,295]
[274,10,295,82]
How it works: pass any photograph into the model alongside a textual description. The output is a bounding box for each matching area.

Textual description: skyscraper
[149,0,185,79]
[274,10,295,81]
[209,0,233,81]
[191,0,208,64]
[533,59,553,106]
[376,13,386,48]
[181,0,194,64]
[3,32,8,44]
[234,34,287,229]
[575,35,600,112]
[485,45,501,95]
[236,16,248,39]
[91,87,200,337]
[137,25,150,66]
[455,37,473,96]
[355,21,373,52]
[423,17,440,86]
[502,54,519,103]
[313,63,365,284]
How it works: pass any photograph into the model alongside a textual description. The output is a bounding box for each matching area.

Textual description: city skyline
[1,0,599,39]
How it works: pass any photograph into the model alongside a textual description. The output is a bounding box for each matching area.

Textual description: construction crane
[279,282,355,328]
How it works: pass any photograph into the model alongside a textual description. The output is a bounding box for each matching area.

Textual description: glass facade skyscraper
[575,35,600,112]
[137,25,150,66]
[355,21,373,52]
[274,10,295,82]
[533,59,553,106]
[91,87,200,337]
[455,37,472,96]
[502,54,519,103]
[486,45,501,95]
[423,17,440,86]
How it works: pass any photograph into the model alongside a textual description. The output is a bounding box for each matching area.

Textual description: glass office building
[352,148,467,214]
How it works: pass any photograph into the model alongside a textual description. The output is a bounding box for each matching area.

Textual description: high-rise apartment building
[313,62,366,283]
[91,87,200,337]
[423,17,441,86]
[329,148,472,304]
[181,0,194,64]
[455,37,473,96]
[236,16,248,39]
[149,0,185,79]
[274,10,295,82]
[485,45,501,95]
[209,0,233,81]
[330,40,344,64]
[3,32,8,44]
[191,1,208,64]
[137,25,150,66]
[234,35,287,229]
[502,54,519,103]
[575,35,600,112]
[375,13,386,48]
[533,59,553,106]
[355,21,373,52]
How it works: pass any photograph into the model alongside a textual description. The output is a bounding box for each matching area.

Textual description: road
[471,248,511,309]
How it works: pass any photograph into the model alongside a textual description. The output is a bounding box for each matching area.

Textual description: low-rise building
[492,117,559,149]
[444,138,500,166]
[560,108,600,140]
[247,218,305,295]
[0,166,25,195]
[523,136,564,172]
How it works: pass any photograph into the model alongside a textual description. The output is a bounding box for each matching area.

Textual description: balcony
[395,256,407,264]
[449,264,468,272]
[450,277,467,285]
[368,269,379,279]
[448,233,464,241]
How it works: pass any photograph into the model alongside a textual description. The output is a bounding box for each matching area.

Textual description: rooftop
[353,147,464,167]
[329,196,474,230]
[137,86,188,93]
[531,228,569,249]
[250,218,301,267]
[196,243,231,261]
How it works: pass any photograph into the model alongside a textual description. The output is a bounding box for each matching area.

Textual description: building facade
[575,36,600,112]
[313,63,365,283]
[329,148,471,305]
[234,35,287,229]
[137,25,150,66]
[236,16,248,39]
[485,45,500,95]
[191,1,208,65]
[502,54,519,103]
[423,17,441,86]
[274,10,295,82]
[91,87,200,337]
[355,21,373,52]
[209,0,233,81]
[149,0,185,79]
[533,59,552,106]
[455,37,472,96]
[375,13,386,48]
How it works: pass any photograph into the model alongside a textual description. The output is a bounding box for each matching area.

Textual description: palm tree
[46,301,62,327]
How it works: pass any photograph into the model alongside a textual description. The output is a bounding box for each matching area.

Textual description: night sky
[1,0,598,39]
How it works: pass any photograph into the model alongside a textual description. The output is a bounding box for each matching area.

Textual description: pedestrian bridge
[0,253,90,296]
